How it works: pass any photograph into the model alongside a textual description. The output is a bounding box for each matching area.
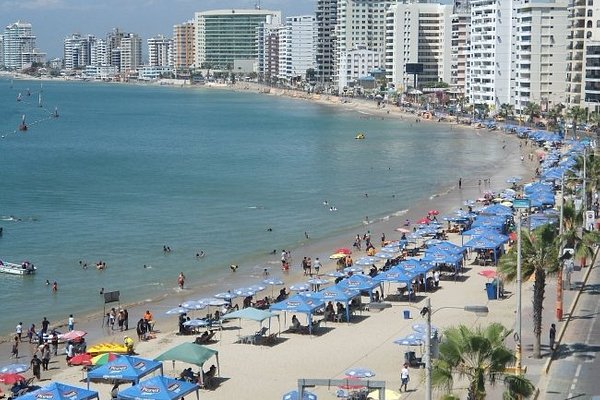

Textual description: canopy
[282,390,317,400]
[117,376,199,400]
[336,274,381,297]
[221,307,277,323]
[87,356,163,388]
[373,266,416,285]
[270,294,324,334]
[19,382,99,400]
[154,343,218,369]
[301,286,360,322]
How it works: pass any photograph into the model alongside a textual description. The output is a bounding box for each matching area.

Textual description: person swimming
[230,264,238,272]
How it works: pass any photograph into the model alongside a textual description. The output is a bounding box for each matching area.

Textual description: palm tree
[431,323,535,400]
[499,224,560,359]
[546,103,565,131]
[523,102,541,123]
[566,106,587,138]
[498,103,515,120]
[561,200,600,268]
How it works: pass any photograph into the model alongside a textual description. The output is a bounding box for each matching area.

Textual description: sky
[0,0,317,59]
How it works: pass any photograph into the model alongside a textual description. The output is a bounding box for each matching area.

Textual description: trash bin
[485,282,498,300]
[403,310,411,319]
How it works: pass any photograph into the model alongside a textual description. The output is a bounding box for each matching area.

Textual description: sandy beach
[0,80,540,399]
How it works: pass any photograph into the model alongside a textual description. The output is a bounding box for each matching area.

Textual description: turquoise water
[0,80,505,335]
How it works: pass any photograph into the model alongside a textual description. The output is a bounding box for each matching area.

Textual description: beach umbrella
[183,319,210,328]
[68,353,93,366]
[343,266,364,274]
[282,390,318,400]
[393,333,424,346]
[60,330,87,341]
[91,352,119,366]
[289,283,310,292]
[263,278,284,286]
[335,248,352,255]
[412,323,438,335]
[417,217,429,224]
[428,210,440,215]
[344,367,376,378]
[478,269,498,279]
[233,288,256,297]
[326,271,346,278]
[207,298,228,307]
[354,256,379,266]
[395,227,411,233]
[165,306,188,315]
[0,373,26,384]
[374,251,394,259]
[248,284,266,293]
[329,253,346,260]
[368,389,401,400]
[0,364,29,374]
[307,278,330,286]
[381,245,401,253]
[214,291,237,300]
[182,301,208,311]
[337,377,366,390]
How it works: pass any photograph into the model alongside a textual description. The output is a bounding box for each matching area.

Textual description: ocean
[0,79,508,336]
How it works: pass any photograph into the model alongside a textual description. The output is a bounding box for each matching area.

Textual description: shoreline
[0,80,536,347]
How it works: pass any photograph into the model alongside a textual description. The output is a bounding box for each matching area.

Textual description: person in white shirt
[16,322,23,340]
[400,363,410,392]
[68,314,75,331]
[434,270,441,288]
[313,258,322,276]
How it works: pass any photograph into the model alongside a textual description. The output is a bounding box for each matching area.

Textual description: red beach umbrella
[395,227,411,233]
[428,210,440,215]
[0,373,26,384]
[478,270,497,279]
[68,353,92,366]
[60,330,87,341]
[417,217,429,224]
[335,248,352,255]
[338,377,367,390]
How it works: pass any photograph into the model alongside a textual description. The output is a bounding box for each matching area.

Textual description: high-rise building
[2,21,45,70]
[64,34,96,70]
[173,21,195,74]
[385,1,453,91]
[148,35,172,67]
[278,16,316,81]
[194,9,281,71]
[0,35,4,67]
[468,0,513,107]
[257,21,281,83]
[335,0,396,90]
[450,1,471,99]
[91,39,108,66]
[120,33,142,73]
[315,0,338,85]
[513,0,568,115]
[566,0,600,111]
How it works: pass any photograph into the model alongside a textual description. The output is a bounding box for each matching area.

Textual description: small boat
[18,115,27,132]
[355,133,365,140]
[0,260,37,275]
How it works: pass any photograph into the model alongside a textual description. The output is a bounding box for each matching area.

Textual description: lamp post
[421,298,489,400]
[512,198,531,372]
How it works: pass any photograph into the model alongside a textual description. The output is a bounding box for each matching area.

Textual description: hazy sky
[0,0,317,59]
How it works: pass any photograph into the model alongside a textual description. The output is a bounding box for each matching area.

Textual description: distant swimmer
[51,281,58,292]
[45,280,50,285]
[196,251,205,258]
[230,264,238,272]
[267,228,273,232]
[323,200,329,206]
[304,231,309,239]
[100,288,104,295]
[365,193,368,198]
[271,249,277,255]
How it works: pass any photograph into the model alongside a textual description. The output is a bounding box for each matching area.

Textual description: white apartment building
[2,21,45,70]
[345,46,384,85]
[195,9,281,71]
[119,34,142,73]
[91,39,108,66]
[0,35,4,66]
[64,34,96,70]
[469,0,513,107]
[148,35,172,67]
[173,21,195,74]
[513,0,569,115]
[336,0,396,91]
[278,15,316,82]
[450,2,471,99]
[566,0,600,111]
[385,2,453,91]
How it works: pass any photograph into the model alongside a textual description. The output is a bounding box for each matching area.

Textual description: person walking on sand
[11,335,19,359]
[30,354,42,381]
[313,258,322,276]
[458,178,462,189]
[68,314,75,331]
[400,363,410,392]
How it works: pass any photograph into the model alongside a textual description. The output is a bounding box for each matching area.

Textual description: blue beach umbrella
[183,319,209,328]
[307,278,330,286]
[374,251,394,259]
[181,301,207,311]
[355,256,379,266]
[412,322,438,335]
[207,298,228,307]
[214,291,237,300]
[0,363,29,373]
[289,283,310,292]
[345,367,376,378]
[326,271,346,278]
[393,333,424,346]
[282,390,317,400]
[263,278,284,286]
[233,288,256,297]
[344,266,364,274]
[165,307,187,315]
[248,284,266,293]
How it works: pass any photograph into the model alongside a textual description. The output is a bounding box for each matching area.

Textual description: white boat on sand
[0,260,37,275]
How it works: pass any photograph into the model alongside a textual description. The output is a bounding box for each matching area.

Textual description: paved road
[542,265,600,400]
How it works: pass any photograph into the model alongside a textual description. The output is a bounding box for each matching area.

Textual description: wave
[429,187,454,200]
[392,209,409,216]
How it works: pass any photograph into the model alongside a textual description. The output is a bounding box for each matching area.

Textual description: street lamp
[420,298,489,400]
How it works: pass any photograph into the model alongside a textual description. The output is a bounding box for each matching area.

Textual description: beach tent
[270,294,324,334]
[336,274,381,299]
[117,375,199,400]
[86,355,163,388]
[154,343,219,386]
[19,382,99,400]
[282,389,318,400]
[301,286,360,322]
[220,307,281,337]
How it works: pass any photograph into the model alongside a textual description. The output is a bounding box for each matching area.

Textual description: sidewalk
[486,258,594,398]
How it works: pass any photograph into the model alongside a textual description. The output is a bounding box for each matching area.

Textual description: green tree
[499,224,560,358]
[546,103,565,131]
[432,323,535,400]
[523,102,541,123]
[566,106,587,138]
[498,103,515,120]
